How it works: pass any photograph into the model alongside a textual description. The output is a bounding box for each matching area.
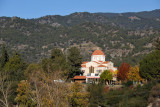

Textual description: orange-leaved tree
[117,63,130,81]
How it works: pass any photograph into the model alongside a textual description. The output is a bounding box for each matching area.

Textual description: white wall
[91,55,105,62]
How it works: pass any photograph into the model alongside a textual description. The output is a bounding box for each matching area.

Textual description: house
[80,50,117,83]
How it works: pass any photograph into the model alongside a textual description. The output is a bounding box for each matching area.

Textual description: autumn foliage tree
[117,63,130,81]
[67,82,89,107]
[15,80,36,107]
[127,66,142,82]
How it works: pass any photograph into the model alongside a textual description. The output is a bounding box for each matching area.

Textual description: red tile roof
[102,61,110,64]
[81,65,86,67]
[86,77,100,79]
[82,62,88,64]
[109,69,114,73]
[98,65,106,67]
[72,76,86,79]
[98,61,103,62]
[92,50,104,55]
[93,61,100,64]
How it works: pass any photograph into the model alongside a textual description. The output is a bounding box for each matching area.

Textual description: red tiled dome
[92,50,104,55]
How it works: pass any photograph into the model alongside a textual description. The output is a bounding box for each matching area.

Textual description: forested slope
[0,9,160,66]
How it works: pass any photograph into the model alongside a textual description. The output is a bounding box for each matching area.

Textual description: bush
[123,80,133,87]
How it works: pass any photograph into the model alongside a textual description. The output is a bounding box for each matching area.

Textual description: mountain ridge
[0,9,160,66]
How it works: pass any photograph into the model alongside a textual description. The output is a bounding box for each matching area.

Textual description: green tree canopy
[41,58,54,73]
[51,48,64,61]
[87,84,107,107]
[67,47,82,78]
[4,53,27,81]
[0,44,9,69]
[50,48,68,72]
[139,50,160,80]
[100,70,113,84]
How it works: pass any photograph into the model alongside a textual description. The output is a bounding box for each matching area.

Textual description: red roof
[92,50,104,55]
[81,65,86,67]
[102,61,110,64]
[72,76,86,79]
[82,62,88,64]
[93,61,100,64]
[109,69,114,73]
[86,77,100,79]
[98,61,103,62]
[98,65,106,67]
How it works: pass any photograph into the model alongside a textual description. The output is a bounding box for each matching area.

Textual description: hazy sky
[0,0,159,19]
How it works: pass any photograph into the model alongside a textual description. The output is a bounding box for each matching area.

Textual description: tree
[49,48,68,75]
[51,48,64,61]
[100,70,113,85]
[67,47,82,78]
[25,64,44,107]
[24,63,42,80]
[41,58,54,73]
[25,63,69,107]
[139,50,160,80]
[0,72,11,107]
[43,71,69,107]
[87,84,107,107]
[3,53,27,105]
[4,53,27,81]
[117,63,130,81]
[0,44,9,69]
[127,66,142,82]
[67,82,89,107]
[15,80,36,107]
[51,48,66,69]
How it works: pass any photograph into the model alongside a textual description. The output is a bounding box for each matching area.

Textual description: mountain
[32,9,160,29]
[0,9,160,66]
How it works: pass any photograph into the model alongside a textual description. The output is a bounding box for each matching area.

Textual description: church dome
[92,50,104,55]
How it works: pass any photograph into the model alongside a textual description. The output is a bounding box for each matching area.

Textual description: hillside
[0,9,160,66]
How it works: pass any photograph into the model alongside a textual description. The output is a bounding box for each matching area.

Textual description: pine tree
[67,47,82,78]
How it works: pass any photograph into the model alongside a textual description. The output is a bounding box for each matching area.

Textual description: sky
[0,0,160,19]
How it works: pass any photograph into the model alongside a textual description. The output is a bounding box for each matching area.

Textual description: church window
[89,66,94,73]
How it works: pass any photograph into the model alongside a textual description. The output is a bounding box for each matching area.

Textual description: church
[72,50,117,83]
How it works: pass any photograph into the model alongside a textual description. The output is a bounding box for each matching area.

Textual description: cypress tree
[0,44,9,69]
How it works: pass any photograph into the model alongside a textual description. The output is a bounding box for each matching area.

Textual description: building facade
[81,50,117,83]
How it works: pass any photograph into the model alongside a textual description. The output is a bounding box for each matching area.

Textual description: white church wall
[91,55,105,62]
